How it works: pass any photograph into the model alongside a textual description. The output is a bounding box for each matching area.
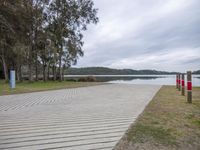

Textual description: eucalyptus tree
[48,0,98,81]
[0,0,98,82]
[0,0,22,81]
[37,28,55,81]
[0,14,12,81]
[37,31,48,81]
[33,0,50,81]
[12,42,28,81]
[22,0,50,82]
[43,24,59,80]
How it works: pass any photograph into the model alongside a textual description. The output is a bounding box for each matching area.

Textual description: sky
[75,0,200,72]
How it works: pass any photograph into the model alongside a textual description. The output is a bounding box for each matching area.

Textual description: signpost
[10,70,15,89]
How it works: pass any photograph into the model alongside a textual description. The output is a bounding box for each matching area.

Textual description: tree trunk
[53,65,56,81]
[19,65,22,82]
[16,66,20,82]
[16,63,21,82]
[29,0,34,82]
[34,22,38,81]
[42,62,47,82]
[35,57,38,81]
[16,65,23,82]
[28,45,34,82]
[62,67,64,81]
[58,51,62,82]
[62,65,65,81]
[47,64,50,80]
[1,55,8,82]
[28,62,33,82]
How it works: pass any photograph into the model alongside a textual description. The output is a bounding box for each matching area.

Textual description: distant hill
[193,70,200,74]
[65,67,179,75]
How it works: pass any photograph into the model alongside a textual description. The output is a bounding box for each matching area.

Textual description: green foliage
[0,0,98,81]
[127,124,176,145]
[191,119,200,128]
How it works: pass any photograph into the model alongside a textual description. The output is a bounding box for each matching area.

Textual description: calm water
[65,75,200,87]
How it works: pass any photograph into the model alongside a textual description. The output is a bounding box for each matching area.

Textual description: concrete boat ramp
[0,84,161,150]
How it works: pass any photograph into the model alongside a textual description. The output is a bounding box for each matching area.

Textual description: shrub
[78,76,97,82]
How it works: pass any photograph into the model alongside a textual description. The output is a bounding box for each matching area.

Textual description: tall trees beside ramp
[0,0,98,82]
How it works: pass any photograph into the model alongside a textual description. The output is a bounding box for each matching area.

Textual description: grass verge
[0,80,104,96]
[114,86,200,150]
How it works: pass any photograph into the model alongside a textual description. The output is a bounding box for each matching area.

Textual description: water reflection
[95,76,161,82]
[65,75,200,86]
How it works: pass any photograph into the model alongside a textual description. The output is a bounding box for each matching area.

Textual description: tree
[48,0,98,81]
[33,0,50,81]
[0,0,21,81]
[0,0,98,81]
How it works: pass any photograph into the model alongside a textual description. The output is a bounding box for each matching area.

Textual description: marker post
[178,74,181,91]
[187,71,192,103]
[181,74,185,96]
[176,74,178,89]
[10,70,16,89]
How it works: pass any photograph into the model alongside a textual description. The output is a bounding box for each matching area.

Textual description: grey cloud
[76,0,200,72]
[182,58,200,64]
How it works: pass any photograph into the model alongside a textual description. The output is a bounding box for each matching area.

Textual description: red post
[176,74,178,89]
[178,74,181,91]
[181,74,185,96]
[187,71,192,103]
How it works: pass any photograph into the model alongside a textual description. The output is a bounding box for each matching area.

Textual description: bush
[65,79,77,82]
[78,76,97,82]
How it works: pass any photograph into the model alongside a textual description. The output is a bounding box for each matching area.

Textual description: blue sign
[10,70,15,89]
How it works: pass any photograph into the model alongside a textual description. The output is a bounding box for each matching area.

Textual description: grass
[115,86,200,150]
[128,124,176,146]
[0,80,103,96]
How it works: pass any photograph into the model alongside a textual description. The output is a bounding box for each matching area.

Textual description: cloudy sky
[76,0,200,72]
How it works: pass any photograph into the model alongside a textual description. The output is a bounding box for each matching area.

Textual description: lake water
[65,75,200,87]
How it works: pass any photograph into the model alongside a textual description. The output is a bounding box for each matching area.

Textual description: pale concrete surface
[0,84,161,150]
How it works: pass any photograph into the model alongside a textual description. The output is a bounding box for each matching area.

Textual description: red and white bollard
[187,71,192,103]
[178,74,181,91]
[176,74,178,89]
[181,74,185,96]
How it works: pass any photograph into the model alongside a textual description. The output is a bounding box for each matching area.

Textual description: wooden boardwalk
[0,84,161,150]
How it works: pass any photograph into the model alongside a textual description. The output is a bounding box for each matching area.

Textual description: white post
[10,70,16,89]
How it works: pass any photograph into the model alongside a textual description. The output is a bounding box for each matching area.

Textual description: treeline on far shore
[65,67,200,75]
